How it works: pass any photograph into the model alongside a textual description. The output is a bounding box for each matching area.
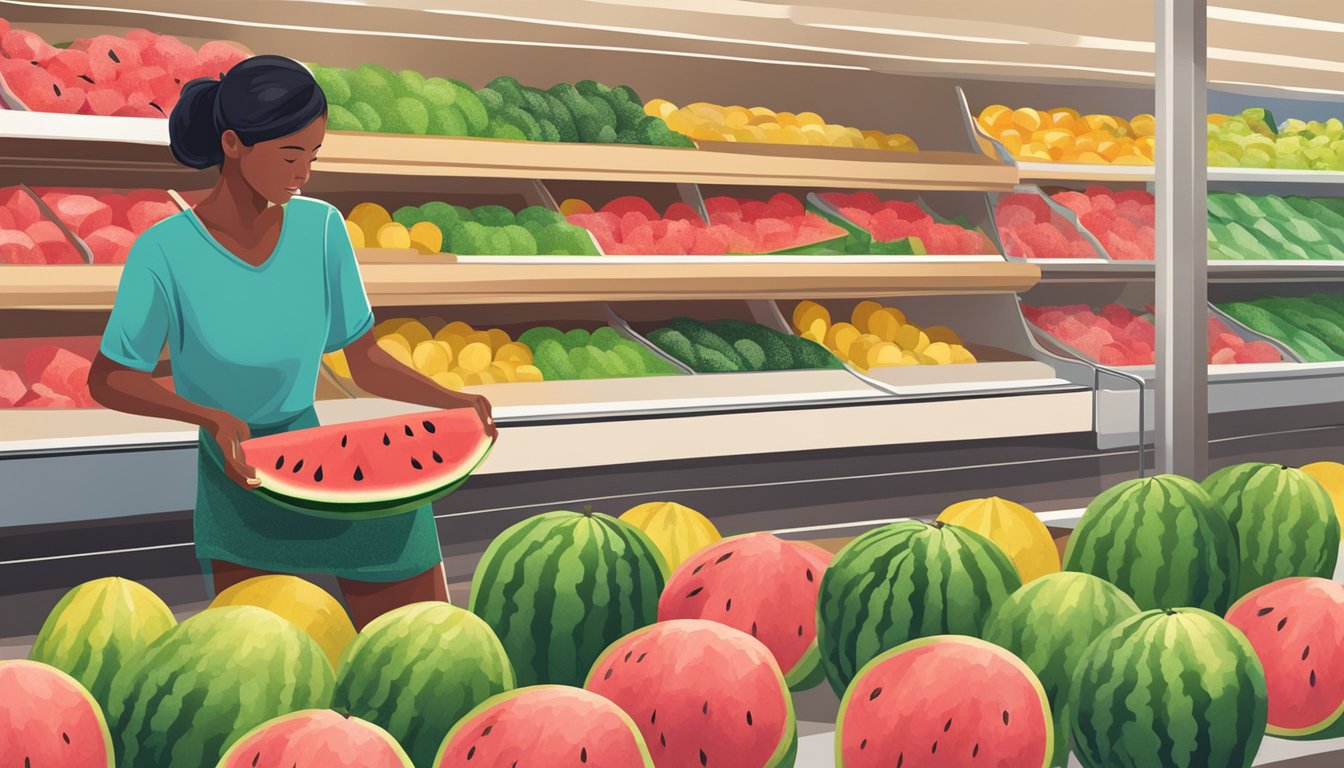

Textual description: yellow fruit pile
[792,300,976,370]
[345,202,443,254]
[976,105,1154,165]
[645,99,917,151]
[324,318,543,389]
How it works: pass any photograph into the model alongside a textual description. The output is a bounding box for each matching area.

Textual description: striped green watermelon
[1202,462,1340,598]
[1063,474,1239,612]
[816,520,1021,696]
[982,572,1141,768]
[107,605,334,768]
[28,577,176,716]
[469,510,667,688]
[331,602,514,768]
[1070,608,1268,768]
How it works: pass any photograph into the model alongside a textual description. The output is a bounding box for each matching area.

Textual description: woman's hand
[208,411,261,489]
[456,392,497,438]
[345,331,499,439]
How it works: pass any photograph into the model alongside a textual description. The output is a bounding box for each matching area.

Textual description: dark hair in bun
[168,55,327,169]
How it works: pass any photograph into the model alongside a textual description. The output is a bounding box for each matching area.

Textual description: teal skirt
[194,408,443,583]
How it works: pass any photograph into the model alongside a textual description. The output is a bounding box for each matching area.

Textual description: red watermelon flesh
[1,28,57,62]
[45,194,113,238]
[659,533,832,690]
[0,368,26,407]
[0,229,41,264]
[2,187,41,229]
[45,49,93,89]
[436,686,652,767]
[240,408,494,518]
[1225,577,1344,739]
[837,636,1052,768]
[75,35,142,84]
[193,40,248,80]
[127,199,178,233]
[0,660,114,767]
[218,709,412,768]
[85,225,135,264]
[24,383,77,408]
[585,619,796,768]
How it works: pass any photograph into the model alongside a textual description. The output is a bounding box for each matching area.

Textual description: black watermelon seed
[466,745,475,760]
[432,451,443,463]
[651,710,656,724]
[869,687,882,701]
[625,651,633,662]
[252,753,260,766]
[423,420,436,433]
[341,434,347,447]
[411,457,423,470]
[750,621,757,636]
[604,668,612,680]
[353,466,363,482]
[1311,670,1317,687]
[702,701,708,714]
[973,743,980,757]
[1278,618,1289,631]
[79,74,94,83]
[897,754,903,768]
[482,726,492,736]
[725,599,732,611]
[859,739,866,750]
[275,455,284,470]
[580,747,587,763]
[151,102,165,116]
[1303,645,1311,660]
[798,625,804,636]
[945,718,952,732]
[53,83,61,96]
[108,49,120,63]
[382,433,390,446]
[313,466,323,482]
[692,564,705,575]
[62,732,70,744]
[404,424,414,437]
[1257,607,1273,616]
[932,741,938,754]
[637,653,647,663]
[686,587,703,598]
[699,749,707,766]
[292,459,304,473]
[715,552,733,564]
[659,733,665,748]
[806,569,814,582]
[1002,710,1010,725]
[746,711,753,726]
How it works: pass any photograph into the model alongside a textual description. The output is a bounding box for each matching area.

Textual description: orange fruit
[1012,107,1044,133]
[1083,114,1120,133]
[979,104,1013,133]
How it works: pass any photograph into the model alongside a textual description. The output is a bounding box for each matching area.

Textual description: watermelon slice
[240,409,494,519]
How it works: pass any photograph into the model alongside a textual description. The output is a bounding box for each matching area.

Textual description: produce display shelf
[1018,163,1344,186]
[1036,261,1344,282]
[0,261,1043,310]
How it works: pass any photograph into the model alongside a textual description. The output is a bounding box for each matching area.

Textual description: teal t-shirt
[100,196,373,426]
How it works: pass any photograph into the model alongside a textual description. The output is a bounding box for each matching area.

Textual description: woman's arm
[88,353,260,487]
[344,330,497,437]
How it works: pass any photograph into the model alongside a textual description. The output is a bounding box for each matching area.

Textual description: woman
[89,55,494,629]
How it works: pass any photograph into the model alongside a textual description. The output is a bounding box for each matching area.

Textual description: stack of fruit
[995,192,1102,259]
[646,316,841,373]
[344,200,598,256]
[0,19,247,116]
[4,452,1344,767]
[326,317,543,389]
[310,65,692,147]
[1051,187,1155,261]
[793,299,977,370]
[0,186,82,264]
[35,187,178,263]
[520,326,681,380]
[1024,303,1284,366]
[1208,192,1344,260]
[702,194,848,253]
[818,192,997,255]
[645,98,918,151]
[0,342,96,408]
[1220,294,1344,362]
[1207,108,1344,170]
[976,104,1155,164]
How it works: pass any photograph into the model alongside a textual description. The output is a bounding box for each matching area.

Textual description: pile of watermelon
[0,18,247,116]
[4,453,1343,768]
[1023,302,1283,366]
[34,188,179,264]
[820,191,996,254]
[0,343,96,408]
[0,186,82,264]
[1050,187,1156,261]
[995,191,1100,259]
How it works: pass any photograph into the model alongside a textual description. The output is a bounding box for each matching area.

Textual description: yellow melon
[936,497,1060,582]
[209,575,355,670]
[1300,462,1344,534]
[619,501,721,571]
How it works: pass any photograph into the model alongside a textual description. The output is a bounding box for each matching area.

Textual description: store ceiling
[6,0,1344,96]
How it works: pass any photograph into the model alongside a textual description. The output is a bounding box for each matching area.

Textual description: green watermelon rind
[834,635,1054,768]
[433,685,655,767]
[0,660,115,768]
[816,520,1022,696]
[1069,608,1268,768]
[214,709,414,768]
[1062,474,1240,613]
[1201,462,1341,599]
[469,510,668,688]
[583,622,798,768]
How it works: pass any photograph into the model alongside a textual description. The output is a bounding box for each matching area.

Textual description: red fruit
[2,28,57,62]
[1101,304,1136,328]
[1104,233,1145,261]
[39,240,83,264]
[76,34,142,83]
[115,65,170,99]
[124,28,159,46]
[83,87,126,116]
[1211,347,1237,365]
[1237,341,1283,364]
[0,208,13,229]
[192,40,248,80]
[845,191,883,213]
[602,195,659,220]
[114,90,163,118]
[1000,227,1032,258]
[1084,186,1111,198]
[1,59,80,113]
[1019,222,1072,259]
[24,219,65,244]
[665,218,698,252]
[1012,193,1053,223]
[39,349,91,395]
[140,34,195,74]
[703,196,741,217]
[0,18,9,38]
[663,201,701,222]
[126,199,178,233]
[879,200,926,222]
[1079,211,1111,238]
[1099,343,1131,366]
[839,207,872,228]
[755,218,793,251]
[84,225,136,263]
[1208,316,1232,337]
[766,192,804,218]
[45,49,93,89]
[1052,190,1093,216]
[740,200,770,222]
[0,368,26,407]
[1114,189,1154,206]
[0,229,40,264]
[26,382,76,408]
[1089,194,1117,214]
[690,227,728,255]
[995,202,1037,230]
[919,226,960,254]
[46,194,113,238]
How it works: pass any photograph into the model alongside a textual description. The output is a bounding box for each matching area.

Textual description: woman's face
[226,114,327,205]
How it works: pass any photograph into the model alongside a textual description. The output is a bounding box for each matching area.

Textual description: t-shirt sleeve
[99,235,172,372]
[324,206,375,352]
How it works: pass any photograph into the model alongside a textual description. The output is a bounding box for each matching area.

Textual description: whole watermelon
[982,572,1141,768]
[28,577,176,715]
[1070,608,1268,768]
[107,605,334,768]
[1202,462,1340,598]
[816,520,1021,695]
[1063,474,1239,612]
[469,509,667,687]
[332,602,514,767]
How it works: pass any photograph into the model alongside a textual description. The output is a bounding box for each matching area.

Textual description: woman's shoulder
[130,209,198,255]
[286,195,341,226]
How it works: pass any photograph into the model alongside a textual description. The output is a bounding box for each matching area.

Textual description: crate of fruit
[990,186,1112,262]
[807,191,1001,258]
[0,186,86,264]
